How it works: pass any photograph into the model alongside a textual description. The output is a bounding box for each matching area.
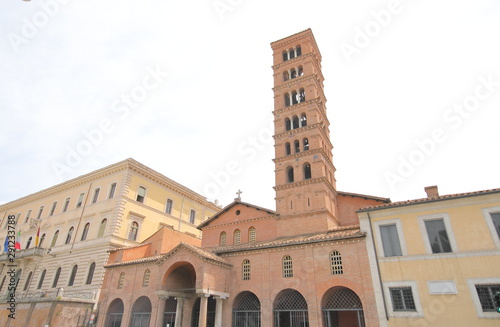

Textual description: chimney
[425,185,439,198]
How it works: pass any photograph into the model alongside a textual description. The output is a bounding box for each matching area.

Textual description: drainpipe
[367,211,389,321]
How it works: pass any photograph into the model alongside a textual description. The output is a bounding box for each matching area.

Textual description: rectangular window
[49,202,57,216]
[24,210,32,224]
[92,188,100,204]
[491,212,500,240]
[475,284,500,312]
[189,210,196,224]
[390,287,416,311]
[37,206,44,219]
[76,193,85,208]
[136,186,146,203]
[109,183,117,199]
[424,219,452,253]
[380,224,402,257]
[165,199,173,214]
[63,198,70,212]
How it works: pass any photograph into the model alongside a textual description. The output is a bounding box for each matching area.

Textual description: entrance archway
[273,289,309,327]
[105,298,124,327]
[322,287,364,327]
[233,291,261,327]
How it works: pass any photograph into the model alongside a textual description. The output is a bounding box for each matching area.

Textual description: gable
[198,201,276,229]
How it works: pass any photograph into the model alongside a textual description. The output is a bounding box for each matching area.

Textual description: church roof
[197,199,277,229]
[211,225,364,254]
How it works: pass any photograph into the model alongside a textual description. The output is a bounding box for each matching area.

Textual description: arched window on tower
[292,116,300,129]
[286,167,294,183]
[300,113,307,127]
[298,66,304,76]
[299,88,306,102]
[285,142,291,155]
[296,45,302,56]
[289,48,295,59]
[294,140,300,153]
[304,163,312,180]
[292,91,298,105]
[282,51,288,62]
[303,138,309,151]
[284,93,291,107]
[285,118,291,131]
[290,68,297,79]
[283,71,289,81]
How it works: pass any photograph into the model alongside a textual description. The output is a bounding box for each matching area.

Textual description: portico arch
[163,262,196,294]
[322,286,364,327]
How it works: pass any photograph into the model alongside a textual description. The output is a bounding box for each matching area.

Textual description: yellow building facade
[359,186,500,327]
[0,158,218,327]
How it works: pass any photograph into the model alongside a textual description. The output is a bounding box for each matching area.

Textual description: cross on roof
[235,189,242,201]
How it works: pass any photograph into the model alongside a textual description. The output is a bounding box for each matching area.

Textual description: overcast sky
[1,0,499,211]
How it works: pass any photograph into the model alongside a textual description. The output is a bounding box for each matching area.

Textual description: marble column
[213,296,226,327]
[198,294,210,327]
[174,297,185,327]
[155,298,166,327]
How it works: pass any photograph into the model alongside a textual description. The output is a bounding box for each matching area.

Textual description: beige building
[0,158,219,327]
[359,186,500,327]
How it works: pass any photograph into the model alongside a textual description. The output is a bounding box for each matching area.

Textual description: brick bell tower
[271,29,339,236]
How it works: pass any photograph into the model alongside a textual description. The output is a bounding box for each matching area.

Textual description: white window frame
[417,213,457,254]
[374,218,407,257]
[384,281,423,318]
[482,206,500,248]
[467,277,500,319]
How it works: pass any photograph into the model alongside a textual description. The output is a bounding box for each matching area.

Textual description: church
[97,29,391,327]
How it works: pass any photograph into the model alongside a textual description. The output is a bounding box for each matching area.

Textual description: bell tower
[271,29,339,236]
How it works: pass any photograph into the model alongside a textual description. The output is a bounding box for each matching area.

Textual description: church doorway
[232,291,261,327]
[321,287,365,327]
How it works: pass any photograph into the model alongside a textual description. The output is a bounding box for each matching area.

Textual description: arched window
[330,251,343,275]
[289,48,295,59]
[322,287,363,326]
[296,45,302,56]
[39,233,46,248]
[220,231,227,246]
[286,167,294,183]
[292,91,298,105]
[97,218,107,238]
[234,229,241,245]
[284,93,291,107]
[290,68,297,79]
[81,222,90,241]
[292,115,299,129]
[285,142,291,155]
[86,262,96,285]
[299,88,305,102]
[143,269,151,287]
[130,296,152,327]
[68,265,78,286]
[283,255,293,278]
[65,226,74,244]
[233,291,261,326]
[285,118,291,131]
[283,71,289,81]
[304,163,312,180]
[106,299,124,327]
[294,140,300,153]
[26,236,33,249]
[52,267,61,288]
[37,270,46,289]
[300,113,307,127]
[117,272,125,289]
[274,289,308,326]
[282,51,288,62]
[249,227,256,242]
[303,138,309,151]
[129,221,139,241]
[242,259,251,280]
[298,65,304,76]
[50,230,59,248]
[23,271,33,291]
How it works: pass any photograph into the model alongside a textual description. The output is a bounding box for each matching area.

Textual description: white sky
[1,0,499,211]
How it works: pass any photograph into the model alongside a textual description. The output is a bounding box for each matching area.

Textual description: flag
[3,237,8,253]
[35,225,40,247]
[15,230,21,250]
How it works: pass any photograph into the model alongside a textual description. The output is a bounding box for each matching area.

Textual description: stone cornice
[272,52,325,84]
[274,177,337,195]
[273,98,330,132]
[273,121,334,151]
[273,148,336,172]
